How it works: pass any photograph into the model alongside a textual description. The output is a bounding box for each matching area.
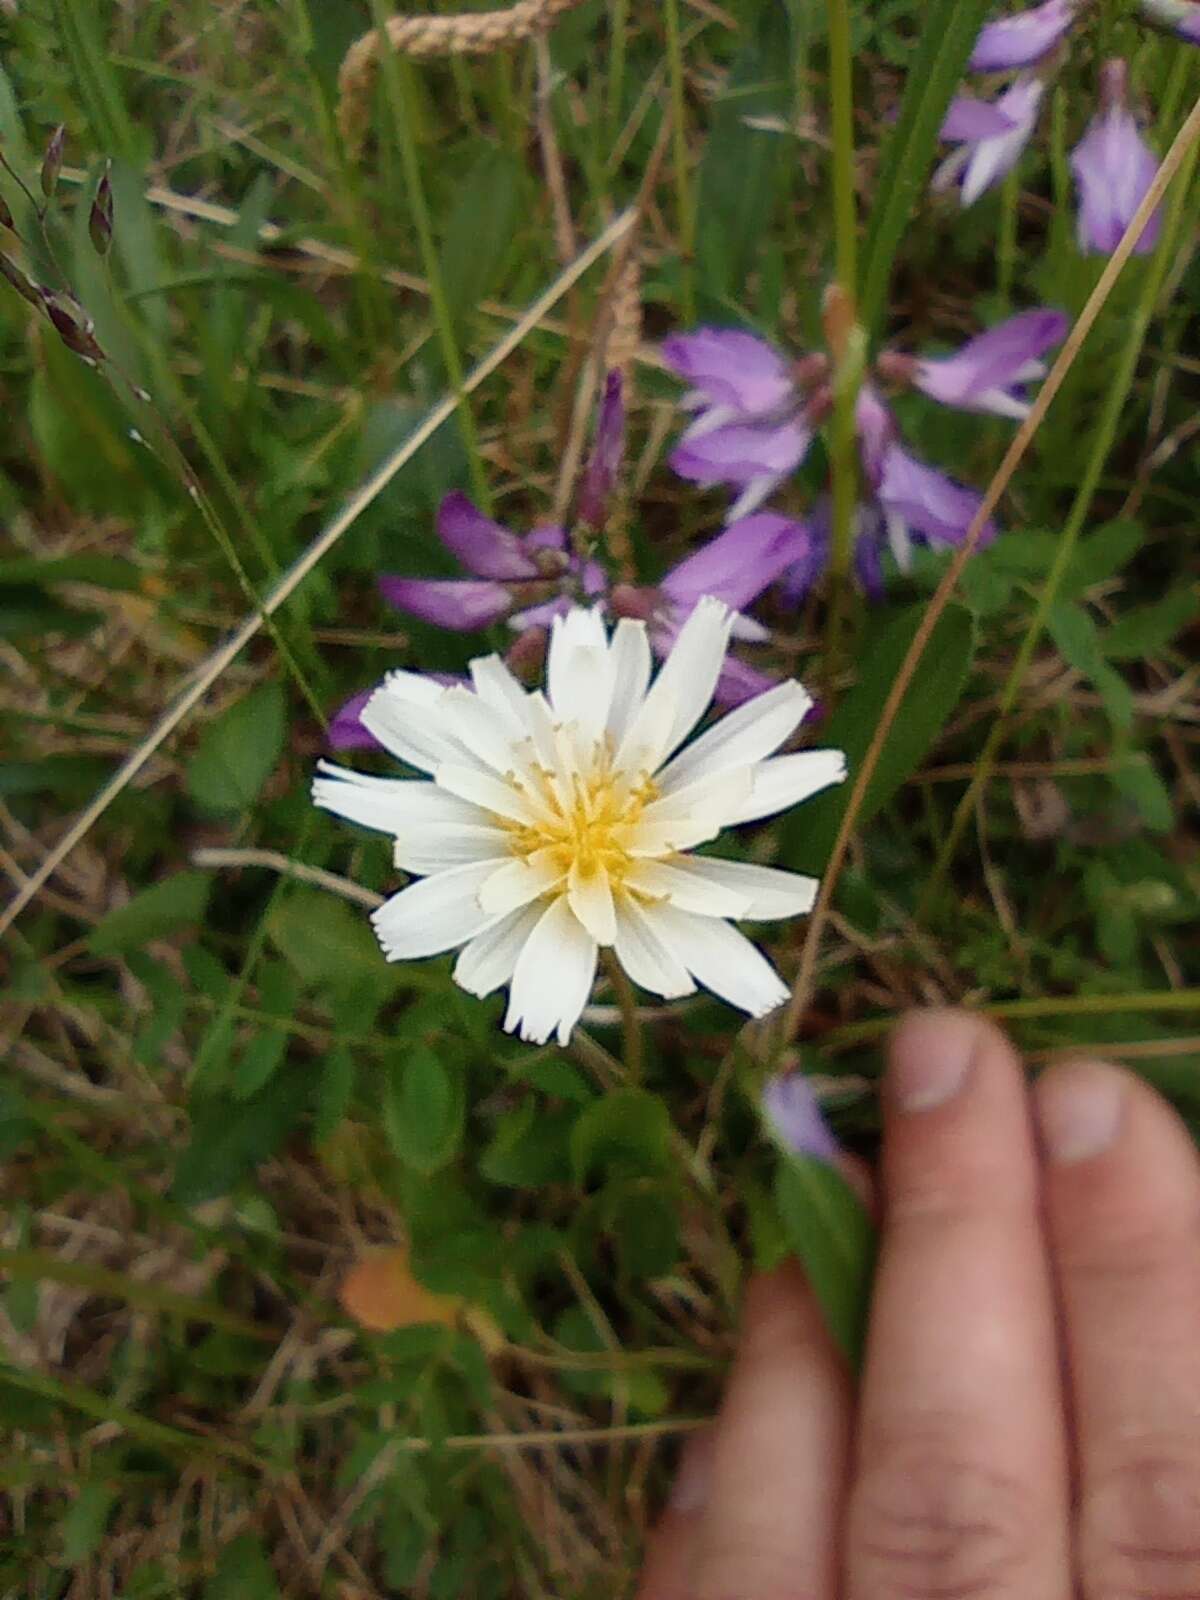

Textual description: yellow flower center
[507,759,659,887]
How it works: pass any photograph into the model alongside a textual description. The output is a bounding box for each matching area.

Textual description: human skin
[637,1009,1200,1599]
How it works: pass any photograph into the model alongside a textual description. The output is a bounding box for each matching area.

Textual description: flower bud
[89,168,113,256]
[40,125,65,200]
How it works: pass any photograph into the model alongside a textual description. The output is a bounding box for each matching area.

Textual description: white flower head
[313,599,845,1046]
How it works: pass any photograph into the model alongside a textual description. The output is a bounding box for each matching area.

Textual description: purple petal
[661,513,813,613]
[577,371,625,527]
[509,596,573,630]
[714,654,780,706]
[523,523,568,554]
[436,491,538,580]
[855,384,897,486]
[660,328,795,416]
[1070,101,1163,256]
[913,308,1068,416]
[855,527,888,601]
[378,575,512,630]
[778,509,831,606]
[941,95,1018,141]
[670,420,812,488]
[328,688,382,751]
[954,76,1044,205]
[968,0,1076,71]
[762,1073,839,1163]
[877,446,997,547]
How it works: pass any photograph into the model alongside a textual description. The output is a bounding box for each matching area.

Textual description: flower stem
[367,0,491,510]
[663,0,696,324]
[917,136,1200,921]
[605,953,645,1081]
[822,0,862,690]
[997,165,1019,307]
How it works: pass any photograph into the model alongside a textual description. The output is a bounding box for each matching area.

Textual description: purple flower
[1070,60,1163,256]
[615,513,813,706]
[379,491,606,635]
[1137,0,1200,42]
[968,0,1076,71]
[576,371,625,527]
[934,73,1045,205]
[329,689,378,751]
[662,329,824,521]
[762,1073,839,1163]
[903,308,1069,420]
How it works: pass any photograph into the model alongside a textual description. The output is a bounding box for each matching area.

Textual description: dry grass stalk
[338,0,588,152]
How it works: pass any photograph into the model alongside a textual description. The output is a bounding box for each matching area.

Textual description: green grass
[2,1,1200,1593]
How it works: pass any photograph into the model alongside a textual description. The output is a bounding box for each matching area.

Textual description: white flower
[313,598,845,1046]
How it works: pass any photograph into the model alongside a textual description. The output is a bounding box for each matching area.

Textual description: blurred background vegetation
[1,0,1198,1593]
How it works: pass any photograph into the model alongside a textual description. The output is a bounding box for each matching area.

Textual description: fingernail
[668,1429,713,1515]
[1038,1065,1124,1164]
[889,1013,977,1112]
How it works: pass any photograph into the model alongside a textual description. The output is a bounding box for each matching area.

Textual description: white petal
[312,765,486,836]
[642,903,789,1017]
[731,749,848,825]
[371,860,505,961]
[392,821,511,875]
[622,858,751,918]
[676,856,819,919]
[726,474,781,523]
[478,851,564,916]
[453,902,544,997]
[637,767,754,837]
[616,596,733,774]
[435,763,542,825]
[547,607,609,726]
[567,860,617,944]
[626,816,724,856]
[657,679,813,793]
[885,512,913,572]
[605,619,652,745]
[360,674,465,773]
[504,896,598,1045]
[972,386,1030,420]
[551,640,613,747]
[440,686,525,775]
[469,653,532,735]
[612,894,696,999]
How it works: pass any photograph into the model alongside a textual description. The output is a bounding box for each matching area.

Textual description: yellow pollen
[506,760,658,884]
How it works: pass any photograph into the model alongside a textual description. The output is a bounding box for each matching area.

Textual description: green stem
[606,953,645,1081]
[368,0,491,509]
[825,0,857,296]
[608,0,630,145]
[663,0,696,323]
[822,0,861,689]
[917,143,1199,920]
[997,165,1019,307]
[820,987,1200,1052]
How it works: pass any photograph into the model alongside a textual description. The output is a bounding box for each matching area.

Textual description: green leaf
[569,1088,672,1186]
[0,584,100,640]
[383,1047,463,1175]
[860,0,995,331]
[694,7,790,309]
[1046,602,1133,728]
[314,1047,357,1145]
[480,1101,573,1188]
[775,1155,876,1368]
[267,890,387,992]
[0,554,141,588]
[203,1535,281,1600]
[232,1030,288,1100]
[87,872,212,956]
[1111,758,1173,832]
[783,603,975,874]
[1058,519,1143,598]
[172,1072,307,1205]
[0,756,114,800]
[1104,589,1199,660]
[185,681,285,815]
[441,149,523,333]
[60,1481,119,1565]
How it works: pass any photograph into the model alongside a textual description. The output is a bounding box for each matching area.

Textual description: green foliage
[384,1045,464,1174]
[775,1156,876,1369]
[785,603,975,874]
[185,681,286,815]
[87,871,212,955]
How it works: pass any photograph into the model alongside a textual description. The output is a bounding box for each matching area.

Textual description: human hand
[638,1009,1200,1598]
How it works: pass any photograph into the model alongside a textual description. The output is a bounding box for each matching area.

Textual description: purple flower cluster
[936,1,1178,255]
[662,308,1067,598]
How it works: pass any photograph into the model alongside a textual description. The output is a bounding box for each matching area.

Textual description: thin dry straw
[781,91,1200,1044]
[0,209,637,941]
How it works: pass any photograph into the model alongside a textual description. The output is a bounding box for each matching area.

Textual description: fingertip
[887,1007,1013,1115]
